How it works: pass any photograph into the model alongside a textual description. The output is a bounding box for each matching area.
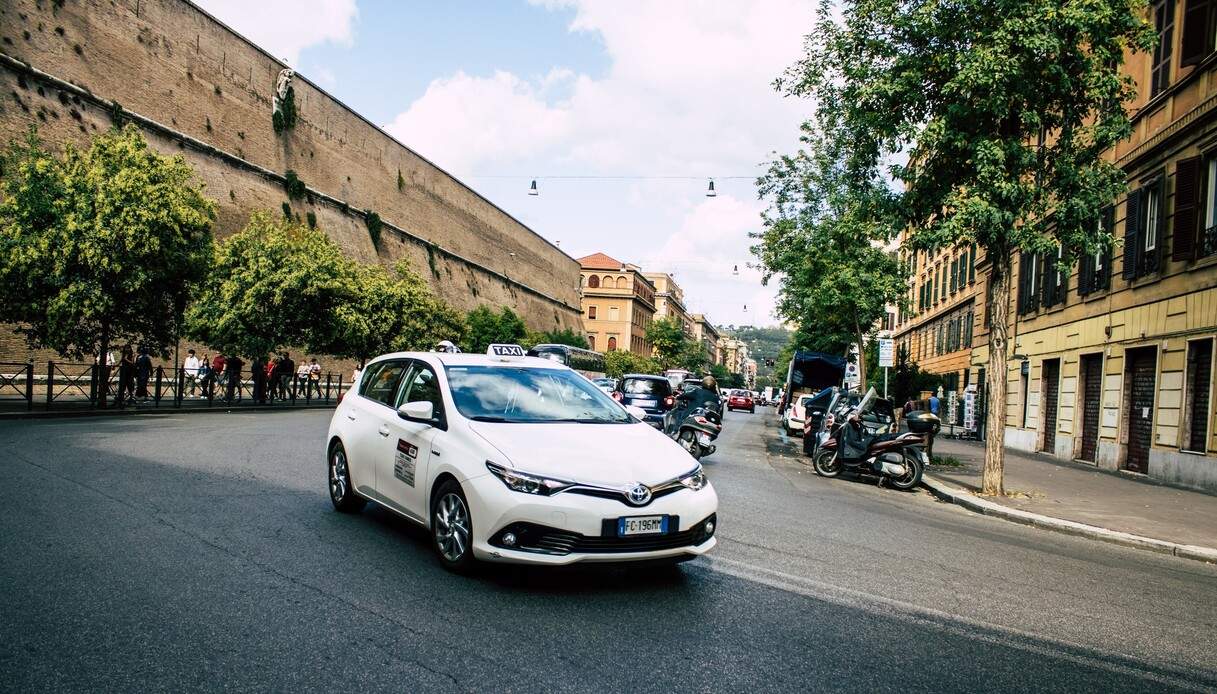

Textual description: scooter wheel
[888,452,923,491]
[678,430,703,460]
[812,449,841,478]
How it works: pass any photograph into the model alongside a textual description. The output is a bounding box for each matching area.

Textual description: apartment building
[691,315,722,365]
[975,0,1217,492]
[577,253,656,355]
[644,273,694,335]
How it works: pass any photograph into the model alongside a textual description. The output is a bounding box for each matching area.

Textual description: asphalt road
[2,408,1216,692]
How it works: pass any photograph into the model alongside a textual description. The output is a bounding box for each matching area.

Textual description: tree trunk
[983,251,1011,496]
[855,321,867,394]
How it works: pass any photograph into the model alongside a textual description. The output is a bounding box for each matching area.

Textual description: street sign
[964,388,976,431]
[878,338,894,368]
[844,362,860,387]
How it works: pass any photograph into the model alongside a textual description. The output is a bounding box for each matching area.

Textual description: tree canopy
[604,350,662,379]
[781,0,1154,494]
[0,125,216,360]
[465,305,528,354]
[185,212,361,358]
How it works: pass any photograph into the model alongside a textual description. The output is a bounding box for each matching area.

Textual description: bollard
[154,367,163,406]
[176,367,185,407]
[25,363,33,411]
[47,361,54,405]
[325,373,332,401]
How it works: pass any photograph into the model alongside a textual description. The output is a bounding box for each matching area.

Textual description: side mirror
[397,400,435,424]
[624,405,647,420]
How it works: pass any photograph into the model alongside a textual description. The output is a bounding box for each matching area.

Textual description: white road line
[691,554,1214,692]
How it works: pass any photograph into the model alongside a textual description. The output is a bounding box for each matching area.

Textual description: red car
[726,389,755,413]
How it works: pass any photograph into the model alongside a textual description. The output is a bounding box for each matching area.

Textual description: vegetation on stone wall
[306,211,317,229]
[464,306,528,353]
[283,169,306,200]
[0,125,216,361]
[271,86,298,134]
[364,209,382,247]
[397,169,405,192]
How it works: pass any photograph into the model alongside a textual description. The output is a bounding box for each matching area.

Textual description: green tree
[465,305,527,353]
[0,126,216,369]
[185,212,359,359]
[644,317,690,368]
[536,327,589,349]
[604,350,662,379]
[332,261,466,365]
[753,113,907,392]
[784,0,1153,494]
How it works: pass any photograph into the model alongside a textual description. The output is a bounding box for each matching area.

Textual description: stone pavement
[928,437,1217,551]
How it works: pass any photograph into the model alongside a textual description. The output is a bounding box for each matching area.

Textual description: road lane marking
[691,554,1215,692]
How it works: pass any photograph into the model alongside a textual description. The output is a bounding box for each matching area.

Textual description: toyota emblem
[627,483,652,506]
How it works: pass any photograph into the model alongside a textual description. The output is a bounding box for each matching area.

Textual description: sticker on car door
[394,439,418,486]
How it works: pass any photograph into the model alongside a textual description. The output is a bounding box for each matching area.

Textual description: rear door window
[622,378,670,397]
[359,360,411,407]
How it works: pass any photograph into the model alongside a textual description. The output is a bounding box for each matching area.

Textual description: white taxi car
[326,344,718,573]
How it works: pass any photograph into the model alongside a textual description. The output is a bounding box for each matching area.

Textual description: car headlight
[679,465,708,491]
[485,461,572,496]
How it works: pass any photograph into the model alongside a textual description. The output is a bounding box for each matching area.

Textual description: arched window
[616,276,627,289]
[607,336,618,351]
[581,274,587,286]
[588,275,600,288]
[587,335,596,350]
[602,275,613,287]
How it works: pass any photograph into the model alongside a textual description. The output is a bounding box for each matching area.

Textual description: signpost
[877,338,894,399]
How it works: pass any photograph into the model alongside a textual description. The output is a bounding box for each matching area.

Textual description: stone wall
[0,0,582,365]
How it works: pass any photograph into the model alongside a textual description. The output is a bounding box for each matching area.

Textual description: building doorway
[1078,353,1103,463]
[1041,359,1060,454]
[1123,347,1157,474]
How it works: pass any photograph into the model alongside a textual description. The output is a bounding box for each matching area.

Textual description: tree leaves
[0,125,216,359]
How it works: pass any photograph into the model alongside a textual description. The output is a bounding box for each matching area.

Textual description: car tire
[431,479,478,574]
[328,441,366,513]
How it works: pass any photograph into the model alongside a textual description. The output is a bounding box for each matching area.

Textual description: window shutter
[1079,248,1093,297]
[1123,190,1142,280]
[1181,0,1213,67]
[1017,252,1030,313]
[968,244,977,282]
[1174,157,1202,261]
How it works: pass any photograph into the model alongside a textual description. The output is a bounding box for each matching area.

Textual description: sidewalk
[927,437,1217,554]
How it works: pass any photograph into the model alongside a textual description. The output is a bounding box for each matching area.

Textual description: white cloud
[194,0,359,65]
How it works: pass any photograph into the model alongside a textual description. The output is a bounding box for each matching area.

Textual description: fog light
[502,532,517,547]
[704,520,715,536]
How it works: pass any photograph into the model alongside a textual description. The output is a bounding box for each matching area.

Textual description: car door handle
[431,448,441,457]
[378,425,391,437]
[346,414,356,421]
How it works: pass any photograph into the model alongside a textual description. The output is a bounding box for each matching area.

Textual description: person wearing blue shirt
[929,393,940,415]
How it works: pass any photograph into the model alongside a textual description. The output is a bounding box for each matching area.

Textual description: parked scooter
[812,387,936,490]
[663,403,722,460]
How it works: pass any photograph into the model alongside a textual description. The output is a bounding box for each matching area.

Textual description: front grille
[491,514,715,556]
[565,485,682,505]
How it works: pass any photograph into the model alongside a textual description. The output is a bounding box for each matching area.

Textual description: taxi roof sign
[487,344,526,360]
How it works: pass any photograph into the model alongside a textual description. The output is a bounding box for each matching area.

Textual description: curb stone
[922,473,1217,565]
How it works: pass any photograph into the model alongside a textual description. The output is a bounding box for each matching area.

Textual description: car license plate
[618,515,668,536]
[698,432,712,445]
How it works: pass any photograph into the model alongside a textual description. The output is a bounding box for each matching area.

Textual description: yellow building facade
[644,273,694,335]
[578,253,656,355]
[971,0,1217,492]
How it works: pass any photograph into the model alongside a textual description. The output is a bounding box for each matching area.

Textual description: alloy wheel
[330,447,350,502]
[434,492,471,562]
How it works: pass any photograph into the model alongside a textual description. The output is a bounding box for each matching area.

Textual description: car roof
[366,351,566,370]
[621,373,666,380]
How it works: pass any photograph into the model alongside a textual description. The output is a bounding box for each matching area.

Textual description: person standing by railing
[295,359,310,399]
[116,344,137,407]
[135,347,152,401]
[306,358,322,400]
[225,354,244,403]
[183,350,201,397]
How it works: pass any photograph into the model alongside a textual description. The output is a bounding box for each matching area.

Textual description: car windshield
[732,390,748,397]
[622,378,668,396]
[446,366,632,423]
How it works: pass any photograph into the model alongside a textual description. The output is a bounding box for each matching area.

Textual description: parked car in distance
[783,393,817,436]
[617,374,676,428]
[726,389,755,413]
[591,377,618,395]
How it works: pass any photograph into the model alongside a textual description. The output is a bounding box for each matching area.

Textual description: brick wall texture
[0,0,582,367]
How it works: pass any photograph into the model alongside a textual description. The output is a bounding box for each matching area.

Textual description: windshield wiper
[470,415,512,422]
[548,417,626,424]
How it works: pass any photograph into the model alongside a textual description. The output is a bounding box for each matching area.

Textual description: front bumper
[466,473,719,565]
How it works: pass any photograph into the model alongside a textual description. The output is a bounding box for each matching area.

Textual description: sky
[194,0,816,327]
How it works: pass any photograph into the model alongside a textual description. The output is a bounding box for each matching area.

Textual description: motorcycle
[663,401,722,460]
[812,387,936,490]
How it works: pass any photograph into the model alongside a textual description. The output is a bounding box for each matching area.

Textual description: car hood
[466,420,696,486]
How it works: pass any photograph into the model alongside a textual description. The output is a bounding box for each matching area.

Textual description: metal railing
[0,362,351,413]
